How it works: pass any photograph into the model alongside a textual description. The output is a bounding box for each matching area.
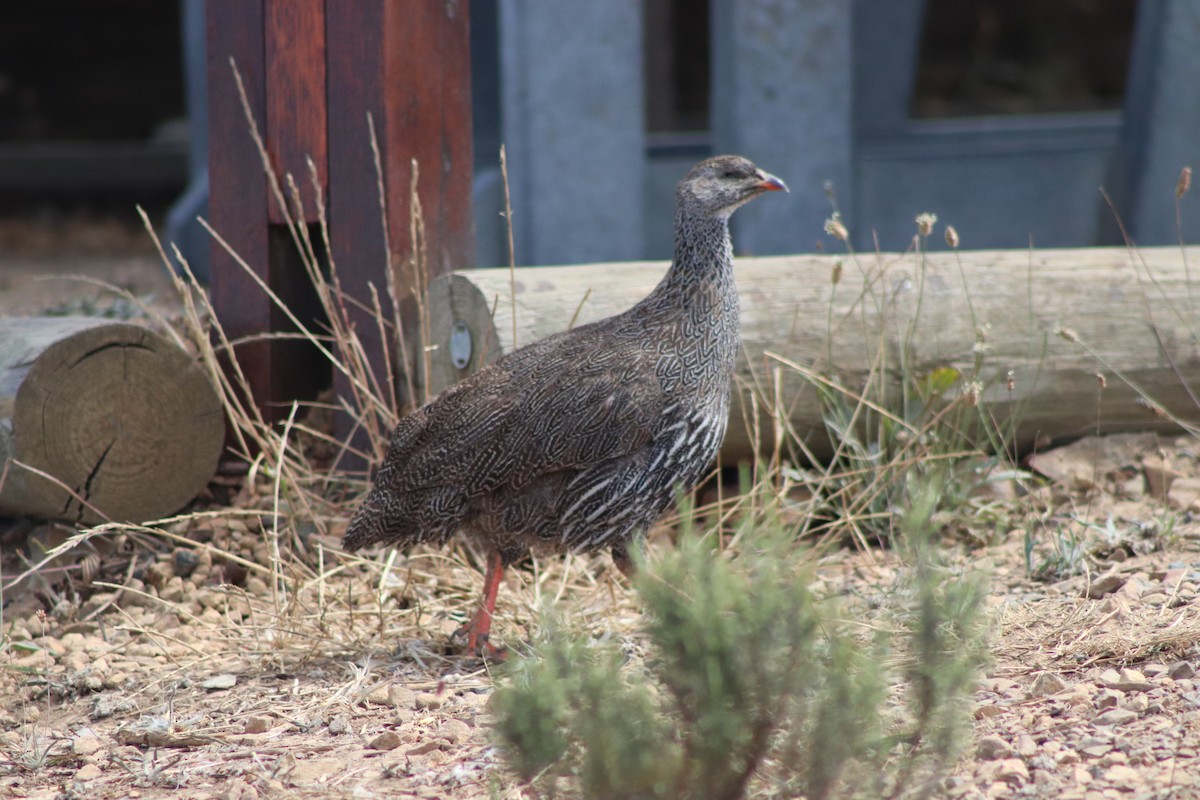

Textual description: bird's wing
[377,322,664,496]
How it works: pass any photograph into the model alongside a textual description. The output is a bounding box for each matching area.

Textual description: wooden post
[205,1,474,469]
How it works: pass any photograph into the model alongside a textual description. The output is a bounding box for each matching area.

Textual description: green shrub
[491,497,986,799]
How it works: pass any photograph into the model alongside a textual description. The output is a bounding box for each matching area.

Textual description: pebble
[1084,573,1126,599]
[389,686,416,708]
[975,704,1005,720]
[1079,738,1113,758]
[978,735,1014,760]
[243,716,272,734]
[72,736,103,757]
[1102,764,1140,786]
[414,692,444,710]
[1028,672,1068,696]
[405,739,443,757]
[368,730,402,750]
[173,548,201,578]
[1093,708,1139,726]
[1013,735,1038,757]
[75,763,103,782]
[1169,661,1196,680]
[1098,668,1152,693]
[434,719,472,745]
[995,758,1029,785]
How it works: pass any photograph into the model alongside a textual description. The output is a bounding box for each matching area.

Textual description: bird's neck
[658,212,736,298]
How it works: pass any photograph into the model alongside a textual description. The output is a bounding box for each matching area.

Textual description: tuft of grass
[492,494,987,800]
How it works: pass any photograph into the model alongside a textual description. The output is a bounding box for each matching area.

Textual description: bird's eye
[723,169,741,179]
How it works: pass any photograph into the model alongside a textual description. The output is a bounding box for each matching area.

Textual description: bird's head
[677,155,788,220]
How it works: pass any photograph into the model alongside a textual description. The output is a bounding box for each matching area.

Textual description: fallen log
[0,317,224,523]
[421,247,1200,460]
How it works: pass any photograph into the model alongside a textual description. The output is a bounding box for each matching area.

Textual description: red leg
[460,550,505,657]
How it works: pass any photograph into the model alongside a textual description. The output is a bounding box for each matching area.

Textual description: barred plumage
[344,155,787,652]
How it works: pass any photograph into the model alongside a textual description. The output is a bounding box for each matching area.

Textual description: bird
[343,155,787,654]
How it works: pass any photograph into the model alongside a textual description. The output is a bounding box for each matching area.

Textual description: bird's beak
[755,171,788,193]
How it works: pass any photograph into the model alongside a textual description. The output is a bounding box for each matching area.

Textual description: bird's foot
[450,622,507,660]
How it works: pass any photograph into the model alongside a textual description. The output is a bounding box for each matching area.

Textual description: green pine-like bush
[491,493,986,799]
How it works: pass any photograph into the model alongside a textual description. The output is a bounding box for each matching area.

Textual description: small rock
[1014,735,1038,757]
[172,549,201,578]
[365,686,392,706]
[389,685,416,708]
[1100,668,1152,693]
[1143,453,1180,499]
[1168,661,1196,680]
[75,763,103,781]
[1103,764,1140,787]
[35,636,67,658]
[72,736,103,757]
[978,735,1014,760]
[1168,476,1200,510]
[242,716,272,734]
[224,778,260,800]
[328,714,351,735]
[405,739,443,757]
[1085,573,1126,599]
[1095,689,1122,710]
[245,576,270,597]
[975,704,1005,720]
[1028,672,1069,696]
[368,730,402,751]
[145,560,175,588]
[1142,663,1168,677]
[996,758,1029,785]
[1056,749,1080,765]
[1093,708,1138,726]
[202,673,238,691]
[414,692,443,710]
[434,719,472,745]
[1079,738,1113,757]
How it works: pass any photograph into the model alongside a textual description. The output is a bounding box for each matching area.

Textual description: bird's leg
[458,550,505,657]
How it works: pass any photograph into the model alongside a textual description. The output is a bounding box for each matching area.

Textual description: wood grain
[428,247,1200,459]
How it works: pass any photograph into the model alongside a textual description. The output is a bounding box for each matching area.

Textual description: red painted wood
[206,0,275,433]
[382,0,475,288]
[327,0,475,468]
[208,0,474,465]
[265,0,327,224]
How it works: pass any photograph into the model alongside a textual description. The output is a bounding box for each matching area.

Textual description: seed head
[824,212,849,242]
[1054,325,1079,343]
[831,261,843,286]
[963,381,982,407]
[945,225,960,249]
[1177,166,1192,200]
[1005,371,1015,392]
[1096,373,1107,390]
[915,212,938,237]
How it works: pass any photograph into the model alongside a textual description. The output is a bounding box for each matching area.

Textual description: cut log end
[0,318,224,524]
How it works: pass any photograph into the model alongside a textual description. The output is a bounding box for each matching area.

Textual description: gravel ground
[1,219,1199,799]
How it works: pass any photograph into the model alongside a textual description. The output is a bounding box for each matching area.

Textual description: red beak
[756,171,788,193]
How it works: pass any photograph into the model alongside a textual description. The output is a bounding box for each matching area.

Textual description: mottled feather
[344,155,787,580]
